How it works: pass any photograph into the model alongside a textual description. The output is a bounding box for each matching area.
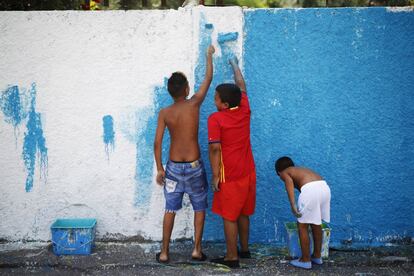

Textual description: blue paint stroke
[194,16,213,93]
[102,115,115,158]
[135,78,171,206]
[196,18,218,241]
[196,16,241,240]
[22,83,48,192]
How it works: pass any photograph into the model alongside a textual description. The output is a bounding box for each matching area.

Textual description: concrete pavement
[0,241,413,275]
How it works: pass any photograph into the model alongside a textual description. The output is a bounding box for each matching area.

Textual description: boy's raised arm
[280,173,302,218]
[191,45,215,105]
[154,110,166,185]
[230,58,246,92]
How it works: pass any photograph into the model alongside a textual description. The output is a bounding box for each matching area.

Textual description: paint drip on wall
[135,79,171,206]
[102,115,115,159]
[22,84,48,192]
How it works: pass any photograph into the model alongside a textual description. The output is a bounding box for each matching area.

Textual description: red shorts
[212,170,256,222]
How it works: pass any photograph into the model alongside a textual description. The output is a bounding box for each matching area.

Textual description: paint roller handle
[229,57,238,66]
[229,57,246,92]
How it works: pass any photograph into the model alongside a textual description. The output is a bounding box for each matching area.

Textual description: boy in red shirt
[208,58,256,268]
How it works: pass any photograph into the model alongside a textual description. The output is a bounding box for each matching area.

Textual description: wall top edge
[0,6,412,14]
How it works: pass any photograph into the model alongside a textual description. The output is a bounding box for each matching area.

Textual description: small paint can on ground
[51,218,97,256]
[284,222,331,258]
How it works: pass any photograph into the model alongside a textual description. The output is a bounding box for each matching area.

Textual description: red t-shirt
[208,91,255,182]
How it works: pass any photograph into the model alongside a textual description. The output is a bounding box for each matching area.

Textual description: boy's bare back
[154,45,214,184]
[160,100,202,162]
[283,167,323,191]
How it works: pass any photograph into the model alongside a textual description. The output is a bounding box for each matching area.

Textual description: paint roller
[217,32,239,63]
[217,32,239,44]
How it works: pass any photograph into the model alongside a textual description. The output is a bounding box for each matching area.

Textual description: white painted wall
[0,7,243,241]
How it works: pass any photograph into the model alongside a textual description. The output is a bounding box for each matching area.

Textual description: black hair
[215,83,241,108]
[167,72,188,98]
[275,156,295,175]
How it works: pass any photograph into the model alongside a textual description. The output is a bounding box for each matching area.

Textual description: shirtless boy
[154,45,215,263]
[275,156,331,269]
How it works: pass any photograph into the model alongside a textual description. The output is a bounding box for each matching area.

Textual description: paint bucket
[51,218,97,255]
[284,222,330,258]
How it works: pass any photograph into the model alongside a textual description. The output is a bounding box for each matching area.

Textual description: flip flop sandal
[210,257,240,268]
[156,252,169,264]
[239,250,252,259]
[191,252,208,261]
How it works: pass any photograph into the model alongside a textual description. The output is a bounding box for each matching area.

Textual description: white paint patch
[0,9,243,242]
[270,98,281,107]
[355,28,363,39]
[386,7,414,13]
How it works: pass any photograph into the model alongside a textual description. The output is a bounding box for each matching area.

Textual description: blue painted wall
[230,8,414,245]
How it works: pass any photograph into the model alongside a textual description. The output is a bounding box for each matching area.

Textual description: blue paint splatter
[102,115,115,158]
[0,85,23,128]
[135,78,171,206]
[0,85,31,143]
[22,83,48,192]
